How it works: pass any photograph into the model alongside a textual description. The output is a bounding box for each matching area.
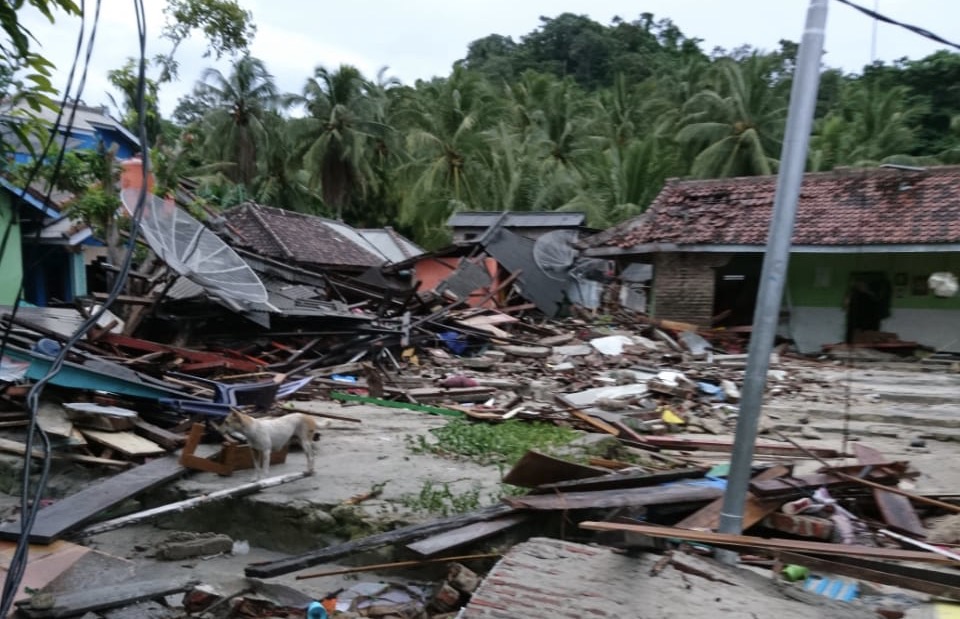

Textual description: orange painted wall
[414,257,500,308]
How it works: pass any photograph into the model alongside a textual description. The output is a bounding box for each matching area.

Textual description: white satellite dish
[120,188,268,307]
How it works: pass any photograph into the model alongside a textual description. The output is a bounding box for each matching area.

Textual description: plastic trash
[589,335,634,356]
[33,338,62,357]
[231,540,249,555]
[306,601,328,619]
[929,272,959,298]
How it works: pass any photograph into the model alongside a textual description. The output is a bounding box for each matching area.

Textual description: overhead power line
[835,0,960,53]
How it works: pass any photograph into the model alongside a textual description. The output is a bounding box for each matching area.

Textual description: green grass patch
[400,480,484,516]
[407,419,579,466]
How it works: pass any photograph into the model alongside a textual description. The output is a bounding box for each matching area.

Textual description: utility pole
[716,0,828,552]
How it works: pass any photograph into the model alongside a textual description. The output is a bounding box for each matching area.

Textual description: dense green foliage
[162,13,960,248]
[9,7,960,249]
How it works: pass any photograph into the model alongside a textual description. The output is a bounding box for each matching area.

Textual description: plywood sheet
[79,430,165,457]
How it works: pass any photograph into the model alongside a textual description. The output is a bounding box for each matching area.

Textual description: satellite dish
[120,187,268,308]
[533,230,579,281]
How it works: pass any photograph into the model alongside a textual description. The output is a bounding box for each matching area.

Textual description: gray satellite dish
[121,189,269,308]
[533,230,578,281]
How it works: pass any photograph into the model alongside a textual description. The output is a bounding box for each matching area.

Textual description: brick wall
[652,252,730,325]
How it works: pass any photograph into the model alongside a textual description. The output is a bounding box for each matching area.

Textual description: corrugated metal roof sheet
[448,211,586,228]
[357,228,424,264]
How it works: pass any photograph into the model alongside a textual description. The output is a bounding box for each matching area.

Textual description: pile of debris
[0,296,814,473]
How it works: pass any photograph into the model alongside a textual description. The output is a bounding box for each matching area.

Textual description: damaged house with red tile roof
[583,165,960,354]
[216,203,424,308]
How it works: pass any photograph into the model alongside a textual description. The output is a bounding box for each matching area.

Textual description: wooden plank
[132,419,186,451]
[675,465,789,531]
[14,578,197,618]
[0,540,91,608]
[406,515,530,557]
[0,437,129,468]
[458,313,519,327]
[636,436,843,458]
[854,443,926,537]
[503,483,723,511]
[0,456,186,543]
[554,394,620,436]
[35,402,77,441]
[578,521,959,564]
[535,467,708,493]
[245,504,517,578]
[501,450,609,488]
[776,552,960,601]
[750,470,898,499]
[79,430,166,457]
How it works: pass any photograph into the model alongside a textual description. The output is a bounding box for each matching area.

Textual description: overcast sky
[17,0,957,118]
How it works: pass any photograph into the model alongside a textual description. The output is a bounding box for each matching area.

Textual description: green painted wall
[0,193,22,305]
[788,252,960,310]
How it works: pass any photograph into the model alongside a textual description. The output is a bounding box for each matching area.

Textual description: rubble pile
[0,213,956,617]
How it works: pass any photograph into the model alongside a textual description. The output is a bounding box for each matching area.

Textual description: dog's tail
[311,418,331,442]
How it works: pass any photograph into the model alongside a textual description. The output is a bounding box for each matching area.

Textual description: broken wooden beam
[14,578,197,618]
[501,450,608,488]
[0,456,186,543]
[674,465,789,531]
[749,470,900,499]
[245,504,518,578]
[635,436,844,458]
[503,482,723,511]
[0,437,129,468]
[535,467,708,494]
[578,521,959,564]
[854,443,925,537]
[406,515,530,557]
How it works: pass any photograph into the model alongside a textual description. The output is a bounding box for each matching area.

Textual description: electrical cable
[0,0,97,611]
[835,0,960,52]
[0,0,151,613]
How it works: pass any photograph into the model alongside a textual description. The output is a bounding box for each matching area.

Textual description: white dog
[219,410,329,479]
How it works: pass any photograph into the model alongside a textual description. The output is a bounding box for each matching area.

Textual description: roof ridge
[246,203,296,261]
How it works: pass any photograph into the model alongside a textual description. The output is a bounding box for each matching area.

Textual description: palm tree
[196,54,279,187]
[253,111,322,213]
[810,81,923,170]
[509,72,596,184]
[561,135,677,228]
[288,64,389,222]
[676,56,787,178]
[397,66,503,246]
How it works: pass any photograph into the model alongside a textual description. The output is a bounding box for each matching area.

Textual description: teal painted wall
[0,194,22,305]
[788,252,960,310]
[70,251,86,299]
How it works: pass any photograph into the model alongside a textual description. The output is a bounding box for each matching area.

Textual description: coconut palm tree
[676,55,787,178]
[196,54,279,188]
[810,81,923,170]
[397,66,503,246]
[288,64,390,223]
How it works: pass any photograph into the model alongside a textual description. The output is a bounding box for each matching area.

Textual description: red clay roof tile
[610,166,960,248]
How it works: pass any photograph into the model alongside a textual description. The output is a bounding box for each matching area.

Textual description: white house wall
[789,306,960,354]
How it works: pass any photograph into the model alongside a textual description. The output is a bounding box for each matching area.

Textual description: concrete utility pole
[716,0,828,547]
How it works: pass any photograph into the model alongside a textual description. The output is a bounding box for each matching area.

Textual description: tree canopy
[6,7,960,250]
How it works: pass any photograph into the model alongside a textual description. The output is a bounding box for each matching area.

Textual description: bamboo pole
[78,471,308,536]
